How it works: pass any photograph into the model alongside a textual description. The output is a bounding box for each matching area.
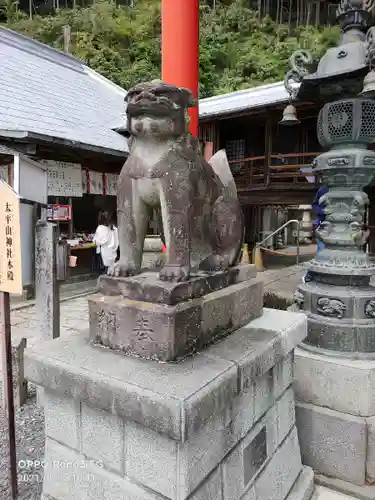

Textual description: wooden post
[204,142,214,162]
[0,292,18,499]
[264,116,272,186]
[0,180,22,499]
[68,196,74,239]
[63,25,71,54]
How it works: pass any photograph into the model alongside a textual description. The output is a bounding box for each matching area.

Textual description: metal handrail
[255,219,301,265]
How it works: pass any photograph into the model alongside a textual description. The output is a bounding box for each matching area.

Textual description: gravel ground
[0,383,45,500]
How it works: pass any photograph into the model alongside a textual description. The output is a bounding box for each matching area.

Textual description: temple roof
[0,28,128,156]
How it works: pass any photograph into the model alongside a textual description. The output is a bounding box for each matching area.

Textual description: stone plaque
[243,426,267,486]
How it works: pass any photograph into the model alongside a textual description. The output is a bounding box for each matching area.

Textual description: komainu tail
[208,149,238,198]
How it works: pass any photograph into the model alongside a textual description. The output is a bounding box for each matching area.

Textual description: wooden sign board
[43,160,83,197]
[47,204,72,221]
[0,181,22,295]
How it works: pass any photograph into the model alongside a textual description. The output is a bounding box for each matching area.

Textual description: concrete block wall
[41,354,308,500]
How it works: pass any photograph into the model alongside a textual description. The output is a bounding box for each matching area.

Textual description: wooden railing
[229,152,320,189]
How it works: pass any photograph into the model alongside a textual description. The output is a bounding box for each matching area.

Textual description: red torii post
[161,0,199,136]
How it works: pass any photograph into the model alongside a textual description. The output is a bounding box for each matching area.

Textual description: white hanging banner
[104,173,118,196]
[43,161,83,197]
[88,171,104,195]
[82,169,88,194]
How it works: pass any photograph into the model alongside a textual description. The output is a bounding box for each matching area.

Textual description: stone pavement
[260,263,375,308]
[10,278,97,311]
[10,294,89,348]
[261,264,306,303]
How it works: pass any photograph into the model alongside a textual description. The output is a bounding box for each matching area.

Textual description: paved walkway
[10,294,90,348]
[10,279,97,311]
[261,264,305,302]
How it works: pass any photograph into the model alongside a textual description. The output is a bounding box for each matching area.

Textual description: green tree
[4,0,340,97]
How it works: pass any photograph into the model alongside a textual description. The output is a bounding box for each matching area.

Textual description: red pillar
[161,0,199,136]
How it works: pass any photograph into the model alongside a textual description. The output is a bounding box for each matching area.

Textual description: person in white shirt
[93,211,119,272]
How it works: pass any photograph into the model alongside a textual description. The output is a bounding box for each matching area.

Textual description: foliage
[4,0,340,97]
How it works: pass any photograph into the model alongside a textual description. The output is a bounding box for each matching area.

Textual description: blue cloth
[312,185,328,229]
[303,187,327,283]
[316,237,324,252]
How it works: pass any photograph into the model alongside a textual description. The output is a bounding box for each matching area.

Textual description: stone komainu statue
[109,80,244,282]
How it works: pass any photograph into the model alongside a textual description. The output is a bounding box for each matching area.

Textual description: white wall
[18,155,47,204]
[14,155,48,289]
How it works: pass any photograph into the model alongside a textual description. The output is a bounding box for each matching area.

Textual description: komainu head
[125,80,196,138]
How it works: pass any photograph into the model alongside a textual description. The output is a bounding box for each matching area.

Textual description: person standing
[93,211,119,273]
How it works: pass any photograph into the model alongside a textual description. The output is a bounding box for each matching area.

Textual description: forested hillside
[3,0,340,97]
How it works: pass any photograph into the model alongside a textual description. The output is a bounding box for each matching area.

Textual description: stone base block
[294,347,375,417]
[295,401,366,485]
[89,274,263,361]
[304,313,375,357]
[25,308,311,500]
[294,347,375,485]
[0,337,27,408]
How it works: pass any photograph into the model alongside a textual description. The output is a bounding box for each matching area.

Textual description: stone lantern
[284,0,375,492]
[297,98,375,355]
[286,0,375,356]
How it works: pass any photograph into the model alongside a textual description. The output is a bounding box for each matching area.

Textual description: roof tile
[0,28,128,155]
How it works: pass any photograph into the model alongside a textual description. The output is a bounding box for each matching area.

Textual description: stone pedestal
[25,308,314,500]
[294,347,375,491]
[89,266,263,361]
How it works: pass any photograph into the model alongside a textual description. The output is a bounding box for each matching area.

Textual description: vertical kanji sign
[0,180,21,499]
[0,180,22,295]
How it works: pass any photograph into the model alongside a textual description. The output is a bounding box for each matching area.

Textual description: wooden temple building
[198,82,319,248]
[198,81,375,253]
[199,81,319,206]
